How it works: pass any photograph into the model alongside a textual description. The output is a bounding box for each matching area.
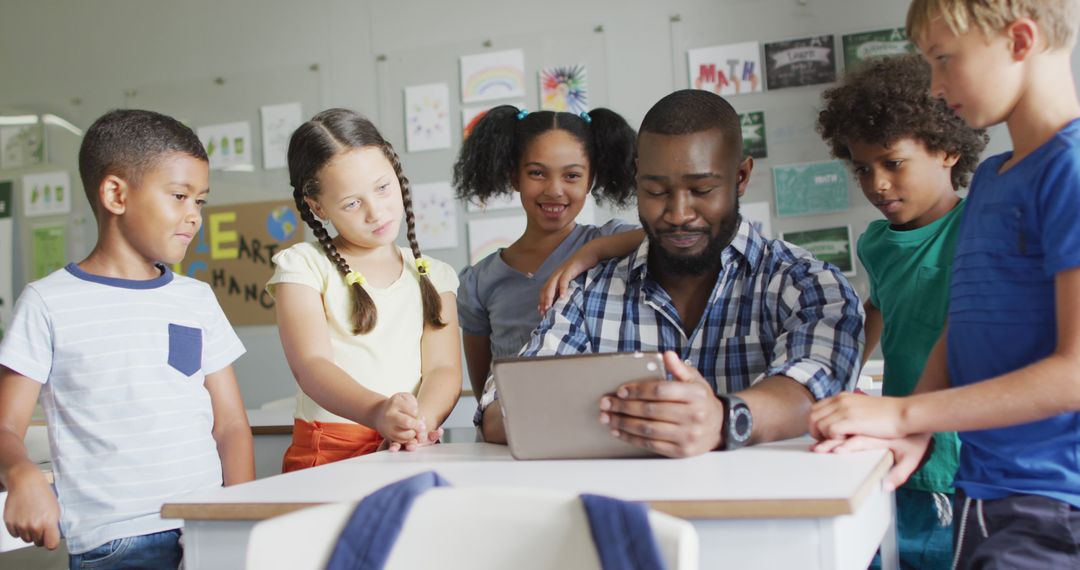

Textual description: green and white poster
[842,28,915,70]
[0,181,12,339]
[780,226,855,276]
[739,111,767,159]
[23,171,71,217]
[773,160,850,217]
[32,224,67,280]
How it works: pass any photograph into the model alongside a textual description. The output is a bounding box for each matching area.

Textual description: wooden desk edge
[162,453,894,521]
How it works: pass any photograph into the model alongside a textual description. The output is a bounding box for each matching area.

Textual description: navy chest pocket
[168,324,203,377]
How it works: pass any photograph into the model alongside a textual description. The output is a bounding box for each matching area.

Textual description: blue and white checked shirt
[477,220,864,424]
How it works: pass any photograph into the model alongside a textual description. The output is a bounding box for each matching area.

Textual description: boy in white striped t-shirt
[0,109,253,569]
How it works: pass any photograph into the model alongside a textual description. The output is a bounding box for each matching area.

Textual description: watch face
[731,407,752,443]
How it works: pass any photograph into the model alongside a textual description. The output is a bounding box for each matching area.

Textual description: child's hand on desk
[810,433,932,492]
[809,392,908,440]
[4,463,60,549]
[600,351,724,458]
[375,393,425,450]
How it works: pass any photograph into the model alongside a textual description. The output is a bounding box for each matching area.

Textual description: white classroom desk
[163,438,897,570]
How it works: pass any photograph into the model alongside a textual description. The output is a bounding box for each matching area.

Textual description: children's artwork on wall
[739,111,768,159]
[773,160,850,217]
[197,122,253,171]
[842,28,915,70]
[539,64,589,114]
[412,181,459,250]
[260,102,303,170]
[0,124,44,170]
[32,223,66,280]
[780,225,855,276]
[0,181,12,339]
[22,171,71,217]
[404,83,452,153]
[467,215,527,265]
[460,49,527,104]
[465,191,520,213]
[687,41,763,96]
[741,201,773,238]
[172,200,303,326]
[461,101,524,140]
[764,35,837,90]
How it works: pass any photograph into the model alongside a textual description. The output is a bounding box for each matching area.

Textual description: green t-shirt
[857,201,964,493]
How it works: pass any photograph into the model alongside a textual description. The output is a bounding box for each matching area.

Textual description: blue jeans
[69,529,182,570]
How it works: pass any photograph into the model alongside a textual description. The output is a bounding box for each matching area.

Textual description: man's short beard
[642,203,740,276]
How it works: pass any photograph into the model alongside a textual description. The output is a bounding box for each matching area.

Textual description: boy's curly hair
[817,54,988,189]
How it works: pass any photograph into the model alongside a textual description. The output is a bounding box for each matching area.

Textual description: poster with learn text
[32,224,66,280]
[540,64,589,114]
[780,226,855,276]
[773,160,850,217]
[765,35,837,90]
[23,171,71,217]
[468,215,527,265]
[739,111,768,159]
[842,28,915,70]
[0,182,12,339]
[460,49,527,104]
[172,200,303,326]
[260,102,303,170]
[405,83,452,153]
[0,124,44,170]
[412,181,459,250]
[687,41,763,96]
[197,121,253,171]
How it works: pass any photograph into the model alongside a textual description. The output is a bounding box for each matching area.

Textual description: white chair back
[246,487,698,570]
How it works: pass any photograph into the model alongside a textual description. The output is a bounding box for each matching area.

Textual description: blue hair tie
[515,108,529,120]
[579,111,592,124]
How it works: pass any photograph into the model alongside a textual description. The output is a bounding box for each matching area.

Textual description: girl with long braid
[267,108,461,472]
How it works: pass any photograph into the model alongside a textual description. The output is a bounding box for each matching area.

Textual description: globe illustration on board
[267,206,298,241]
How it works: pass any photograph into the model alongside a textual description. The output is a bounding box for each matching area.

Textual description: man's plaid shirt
[477,220,865,425]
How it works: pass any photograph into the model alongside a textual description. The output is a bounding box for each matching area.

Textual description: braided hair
[452,106,637,206]
[287,108,445,334]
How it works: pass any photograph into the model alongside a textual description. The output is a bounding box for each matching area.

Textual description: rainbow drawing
[460,49,527,104]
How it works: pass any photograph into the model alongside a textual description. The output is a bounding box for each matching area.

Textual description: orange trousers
[281,419,383,473]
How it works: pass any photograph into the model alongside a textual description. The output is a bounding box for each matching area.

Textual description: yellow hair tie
[415,258,431,275]
[345,271,366,286]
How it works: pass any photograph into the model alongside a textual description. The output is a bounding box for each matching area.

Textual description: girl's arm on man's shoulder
[539,228,645,313]
[204,365,254,485]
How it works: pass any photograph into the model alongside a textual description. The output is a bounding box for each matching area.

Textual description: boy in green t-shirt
[817,54,987,569]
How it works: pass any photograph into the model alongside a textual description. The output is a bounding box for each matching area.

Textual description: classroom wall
[0,0,1065,407]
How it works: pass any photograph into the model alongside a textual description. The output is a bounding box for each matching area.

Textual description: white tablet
[492,352,667,460]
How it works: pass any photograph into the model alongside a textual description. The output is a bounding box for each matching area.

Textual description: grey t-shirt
[457,219,636,359]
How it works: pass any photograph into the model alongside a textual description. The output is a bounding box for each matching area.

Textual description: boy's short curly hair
[79,109,207,215]
[816,54,988,189]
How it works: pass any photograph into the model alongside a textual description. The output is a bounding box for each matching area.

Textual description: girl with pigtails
[454,105,642,399]
[267,108,461,472]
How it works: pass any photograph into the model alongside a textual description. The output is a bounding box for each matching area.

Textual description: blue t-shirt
[948,119,1080,507]
[458,219,635,360]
